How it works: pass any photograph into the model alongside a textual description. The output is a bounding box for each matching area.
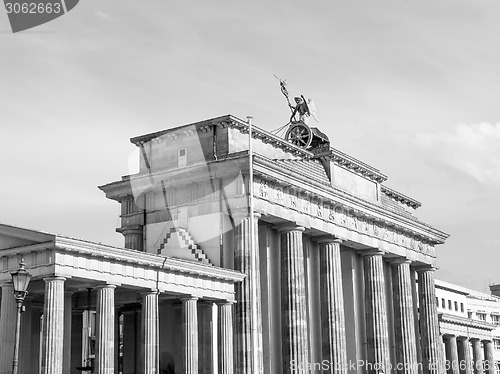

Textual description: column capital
[314,235,343,244]
[117,224,143,235]
[274,223,305,233]
[43,276,67,282]
[389,257,412,266]
[216,300,235,306]
[95,283,118,290]
[180,296,199,303]
[414,264,439,273]
[358,249,385,257]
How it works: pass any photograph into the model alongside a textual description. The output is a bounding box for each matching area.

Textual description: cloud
[416,122,500,184]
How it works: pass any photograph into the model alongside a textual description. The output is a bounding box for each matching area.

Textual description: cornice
[52,237,245,282]
[252,154,449,244]
[381,185,421,209]
[438,313,496,331]
[8,237,243,283]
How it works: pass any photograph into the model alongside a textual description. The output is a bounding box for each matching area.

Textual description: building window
[442,299,446,308]
[493,338,500,350]
[454,301,458,311]
[492,314,500,324]
[460,303,464,313]
[477,312,487,321]
[178,148,187,168]
[448,300,452,310]
[468,311,473,319]
[436,297,439,307]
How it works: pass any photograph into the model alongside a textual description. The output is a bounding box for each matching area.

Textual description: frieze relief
[314,200,323,218]
[259,180,269,199]
[288,189,298,209]
[301,195,310,215]
[253,177,434,255]
[275,187,284,205]
[327,205,335,222]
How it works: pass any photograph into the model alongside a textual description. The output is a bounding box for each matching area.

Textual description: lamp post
[10,260,32,374]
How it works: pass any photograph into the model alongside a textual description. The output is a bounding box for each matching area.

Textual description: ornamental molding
[381,185,421,209]
[252,156,447,244]
[439,313,496,332]
[0,236,245,283]
[253,174,438,255]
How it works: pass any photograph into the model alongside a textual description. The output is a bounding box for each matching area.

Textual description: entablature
[439,313,495,341]
[0,236,244,302]
[252,155,448,248]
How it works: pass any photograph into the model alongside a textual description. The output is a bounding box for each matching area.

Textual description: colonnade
[233,215,445,374]
[442,336,495,374]
[0,279,234,374]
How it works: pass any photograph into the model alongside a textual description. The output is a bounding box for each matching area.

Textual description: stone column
[363,251,391,374]
[120,225,144,251]
[141,291,159,374]
[482,340,495,374]
[471,339,483,374]
[233,211,263,374]
[458,338,473,374]
[63,292,73,374]
[181,297,198,374]
[218,302,234,374]
[317,237,347,374]
[0,282,16,374]
[41,277,66,374]
[418,267,445,374]
[279,225,309,374]
[445,336,459,374]
[392,259,418,374]
[95,285,116,374]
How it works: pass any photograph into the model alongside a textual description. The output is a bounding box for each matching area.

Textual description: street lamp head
[10,260,32,301]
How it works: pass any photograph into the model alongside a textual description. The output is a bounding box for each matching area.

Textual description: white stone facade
[435,279,500,374]
[0,115,453,374]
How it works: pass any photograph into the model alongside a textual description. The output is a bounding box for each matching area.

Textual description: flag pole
[247,116,259,374]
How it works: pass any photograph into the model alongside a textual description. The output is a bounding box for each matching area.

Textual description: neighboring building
[1,115,454,374]
[435,280,500,374]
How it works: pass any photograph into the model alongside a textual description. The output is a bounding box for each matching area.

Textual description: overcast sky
[1,0,499,292]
